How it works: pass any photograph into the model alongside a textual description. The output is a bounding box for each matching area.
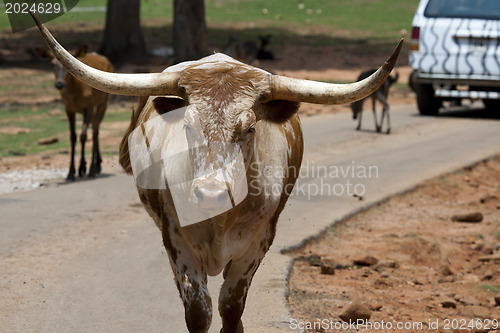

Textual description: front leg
[356,109,363,131]
[163,230,213,333]
[372,96,381,132]
[89,104,106,177]
[219,242,269,333]
[79,110,91,177]
[377,93,390,134]
[385,108,391,134]
[66,110,77,181]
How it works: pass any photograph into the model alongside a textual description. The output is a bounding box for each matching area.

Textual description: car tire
[482,99,500,111]
[415,83,441,115]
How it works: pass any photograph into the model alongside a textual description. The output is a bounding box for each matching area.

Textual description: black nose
[55,82,64,90]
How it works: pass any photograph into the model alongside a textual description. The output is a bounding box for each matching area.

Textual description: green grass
[1,0,419,40]
[479,284,500,294]
[206,0,419,40]
[0,106,130,157]
[0,107,68,156]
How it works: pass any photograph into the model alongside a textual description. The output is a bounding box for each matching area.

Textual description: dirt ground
[2,26,499,332]
[288,156,500,333]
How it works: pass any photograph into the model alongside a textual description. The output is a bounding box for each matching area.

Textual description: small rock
[360,268,372,278]
[353,255,378,267]
[374,278,393,287]
[478,254,500,262]
[439,265,455,277]
[380,271,390,278]
[413,279,424,286]
[482,270,494,281]
[296,254,323,267]
[38,137,59,145]
[320,264,335,275]
[480,194,499,204]
[441,300,457,308]
[483,246,494,254]
[369,303,383,311]
[460,305,490,319]
[339,299,371,323]
[457,295,480,306]
[377,259,399,268]
[495,296,500,306]
[471,242,485,251]
[451,212,483,223]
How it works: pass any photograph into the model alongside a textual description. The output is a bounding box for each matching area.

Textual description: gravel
[0,168,68,195]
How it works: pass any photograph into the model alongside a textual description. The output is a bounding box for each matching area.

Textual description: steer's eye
[240,125,255,139]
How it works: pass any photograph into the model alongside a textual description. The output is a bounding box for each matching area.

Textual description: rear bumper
[413,71,500,99]
[415,72,500,87]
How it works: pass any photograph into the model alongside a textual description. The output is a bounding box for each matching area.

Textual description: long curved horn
[30,12,184,97]
[267,39,403,104]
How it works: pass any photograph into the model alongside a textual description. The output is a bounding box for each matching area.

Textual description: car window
[424,0,500,20]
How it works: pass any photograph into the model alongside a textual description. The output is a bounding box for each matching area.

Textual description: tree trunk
[173,0,208,62]
[100,0,145,64]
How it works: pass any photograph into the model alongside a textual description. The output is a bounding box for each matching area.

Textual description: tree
[173,0,208,62]
[100,0,145,64]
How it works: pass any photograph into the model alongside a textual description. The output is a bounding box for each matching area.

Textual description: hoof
[78,165,87,178]
[89,163,101,177]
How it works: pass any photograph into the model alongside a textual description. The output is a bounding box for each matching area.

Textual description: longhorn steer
[32,13,402,333]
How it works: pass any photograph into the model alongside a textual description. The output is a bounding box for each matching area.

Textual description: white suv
[409,0,500,115]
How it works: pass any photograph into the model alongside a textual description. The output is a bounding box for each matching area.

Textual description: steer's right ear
[153,96,187,114]
[259,100,300,123]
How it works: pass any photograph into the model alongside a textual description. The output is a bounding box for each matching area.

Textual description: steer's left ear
[259,100,300,123]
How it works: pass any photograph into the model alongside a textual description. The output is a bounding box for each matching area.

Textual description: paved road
[1,104,500,333]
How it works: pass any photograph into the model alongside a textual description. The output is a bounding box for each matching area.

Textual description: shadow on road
[439,107,500,120]
[55,172,114,186]
[413,104,500,121]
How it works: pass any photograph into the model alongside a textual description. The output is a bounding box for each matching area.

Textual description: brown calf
[40,46,114,180]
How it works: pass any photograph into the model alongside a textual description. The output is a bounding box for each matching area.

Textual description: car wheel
[482,99,500,111]
[415,83,441,115]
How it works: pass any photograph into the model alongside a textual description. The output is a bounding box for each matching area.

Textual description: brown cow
[39,45,114,180]
[32,12,402,333]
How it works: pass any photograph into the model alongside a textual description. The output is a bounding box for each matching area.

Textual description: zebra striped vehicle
[409,0,500,115]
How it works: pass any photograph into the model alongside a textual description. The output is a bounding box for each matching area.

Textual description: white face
[183,104,256,213]
[127,99,258,226]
